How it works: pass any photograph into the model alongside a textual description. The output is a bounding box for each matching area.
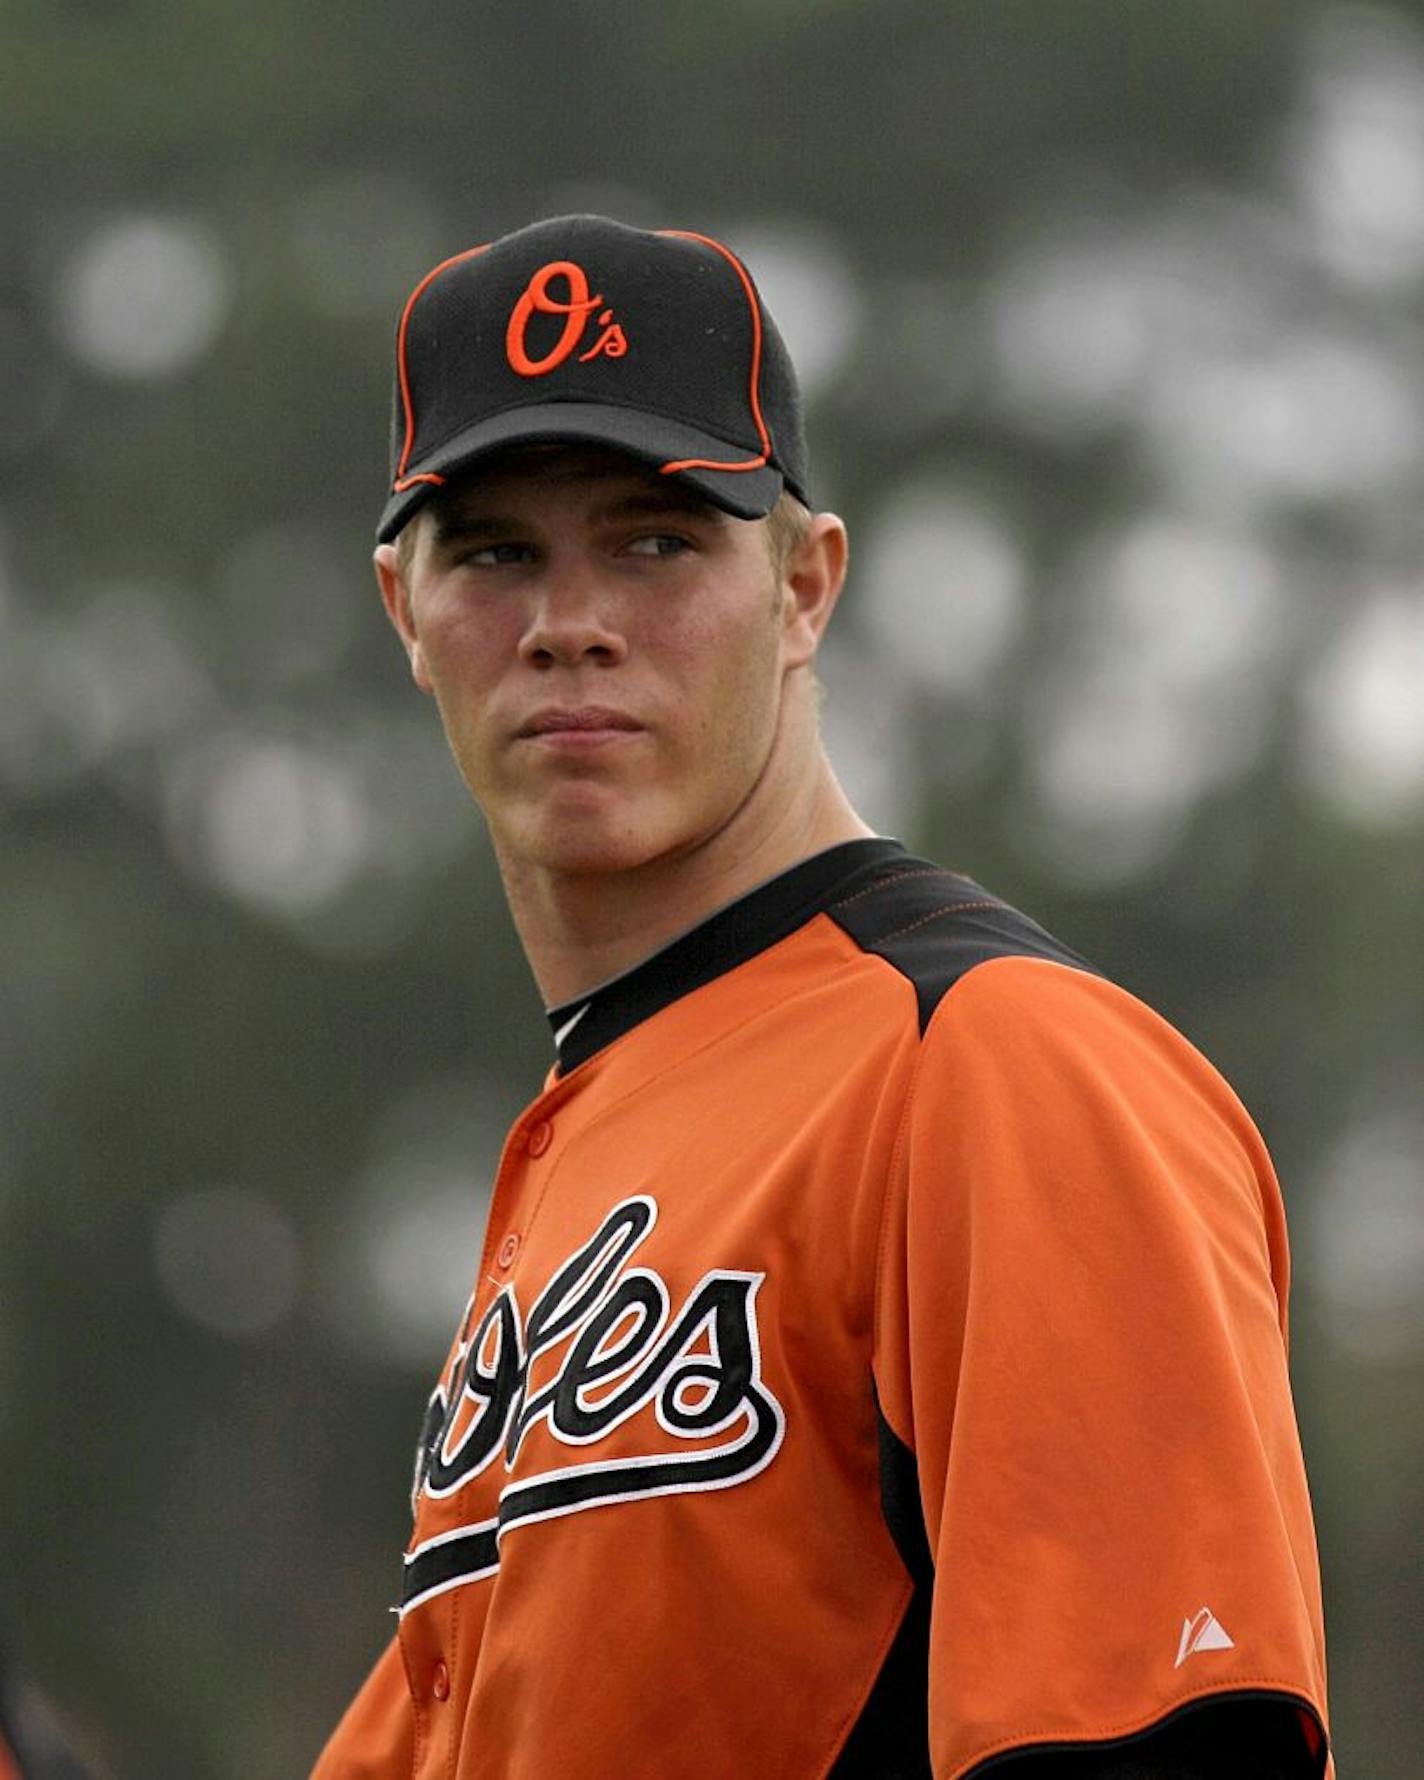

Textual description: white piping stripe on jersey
[407,1518,499,1557]
[553,1002,592,1051]
[400,1517,500,1616]
[400,1558,500,1616]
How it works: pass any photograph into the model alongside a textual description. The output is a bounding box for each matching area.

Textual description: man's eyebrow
[586,489,726,525]
[431,490,725,546]
[430,512,524,547]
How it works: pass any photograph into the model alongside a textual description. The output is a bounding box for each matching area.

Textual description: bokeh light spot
[1292,7,1424,288]
[859,486,1026,698]
[1309,1109,1424,1357]
[720,220,863,397]
[990,229,1153,434]
[153,1187,302,1340]
[214,523,363,688]
[0,583,210,796]
[816,632,915,836]
[54,214,231,379]
[1299,584,1424,822]
[1146,329,1424,506]
[320,1077,506,1368]
[1018,514,1282,887]
[163,732,376,916]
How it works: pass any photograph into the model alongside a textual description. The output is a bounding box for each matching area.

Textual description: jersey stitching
[875,900,1006,945]
[829,867,958,911]
[445,1590,462,1780]
[869,988,929,1459]
[399,1629,425,1780]
[951,1679,1327,1779]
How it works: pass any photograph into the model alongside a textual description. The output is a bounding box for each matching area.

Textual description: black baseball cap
[377,214,810,543]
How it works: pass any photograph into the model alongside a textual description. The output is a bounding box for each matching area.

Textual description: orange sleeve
[873,956,1330,1779]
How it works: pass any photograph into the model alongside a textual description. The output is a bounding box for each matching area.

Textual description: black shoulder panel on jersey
[823,854,1101,1035]
[550,837,910,1072]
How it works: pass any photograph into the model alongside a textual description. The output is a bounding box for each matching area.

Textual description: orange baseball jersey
[312,839,1330,1779]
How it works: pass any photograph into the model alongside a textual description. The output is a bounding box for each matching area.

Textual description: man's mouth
[518,707,644,738]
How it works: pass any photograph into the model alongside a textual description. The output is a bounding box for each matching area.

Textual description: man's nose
[518,565,629,669]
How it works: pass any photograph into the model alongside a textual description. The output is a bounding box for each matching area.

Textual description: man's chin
[498,816,675,882]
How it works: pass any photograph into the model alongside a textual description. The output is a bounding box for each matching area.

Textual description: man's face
[379,448,814,881]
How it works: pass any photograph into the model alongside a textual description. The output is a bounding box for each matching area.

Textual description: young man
[312,216,1331,1779]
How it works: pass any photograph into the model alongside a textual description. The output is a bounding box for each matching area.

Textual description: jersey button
[496,1232,520,1269]
[526,1118,554,1157]
[432,1659,450,1702]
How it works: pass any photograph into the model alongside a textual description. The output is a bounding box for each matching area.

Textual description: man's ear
[780,514,850,671]
[374,541,433,693]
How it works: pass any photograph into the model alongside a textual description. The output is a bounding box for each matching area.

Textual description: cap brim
[377,402,787,543]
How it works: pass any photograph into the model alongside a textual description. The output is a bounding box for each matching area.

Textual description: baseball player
[311,215,1331,1779]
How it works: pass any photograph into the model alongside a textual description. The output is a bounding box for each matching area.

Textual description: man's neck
[497,761,872,1008]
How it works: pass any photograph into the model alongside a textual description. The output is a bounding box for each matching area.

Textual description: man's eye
[625,534,691,558]
[466,542,532,565]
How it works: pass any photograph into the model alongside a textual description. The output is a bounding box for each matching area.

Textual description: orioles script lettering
[401,1197,785,1612]
[505,259,629,376]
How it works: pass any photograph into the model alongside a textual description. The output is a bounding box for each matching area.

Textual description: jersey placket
[396,1073,581,1773]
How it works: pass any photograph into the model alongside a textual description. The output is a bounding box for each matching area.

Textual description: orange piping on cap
[655,230,771,477]
[393,243,491,488]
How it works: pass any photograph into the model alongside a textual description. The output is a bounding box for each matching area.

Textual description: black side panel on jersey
[824,855,1101,1035]
[874,1397,934,1591]
[828,1408,934,1779]
[829,1579,933,1780]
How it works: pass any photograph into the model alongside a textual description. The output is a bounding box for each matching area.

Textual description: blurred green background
[3,1,1422,1773]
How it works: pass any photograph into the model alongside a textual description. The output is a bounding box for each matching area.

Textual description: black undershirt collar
[545,838,907,1073]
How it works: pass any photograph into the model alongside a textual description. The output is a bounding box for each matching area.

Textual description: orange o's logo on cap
[505,260,629,377]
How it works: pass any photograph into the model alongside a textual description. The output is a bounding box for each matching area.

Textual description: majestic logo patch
[402,1196,784,1613]
[505,259,629,376]
[1175,1605,1234,1668]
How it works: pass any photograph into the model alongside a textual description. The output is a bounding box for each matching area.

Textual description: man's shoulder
[819,850,1100,1037]
[823,852,1269,1189]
